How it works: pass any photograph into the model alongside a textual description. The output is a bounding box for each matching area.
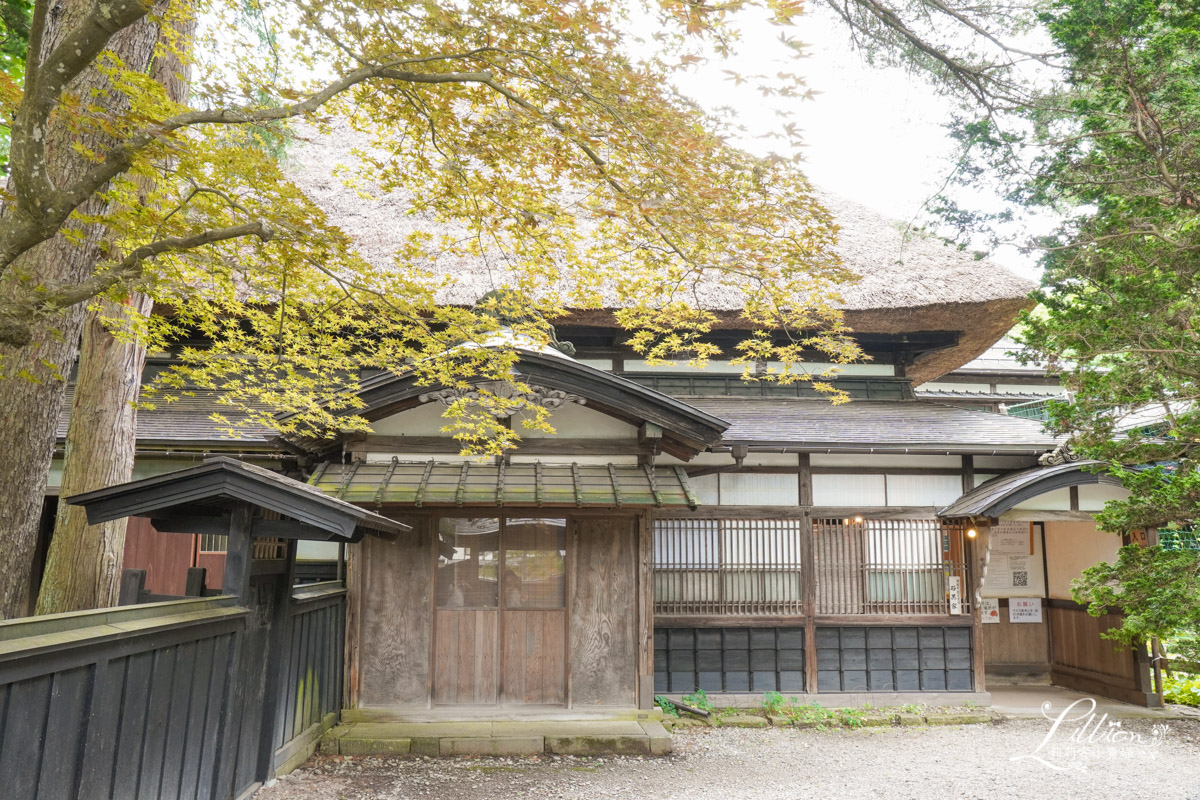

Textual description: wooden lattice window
[198,533,225,553]
[653,518,804,616]
[814,518,971,616]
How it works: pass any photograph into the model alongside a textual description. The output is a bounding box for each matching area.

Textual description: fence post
[185,567,207,598]
[118,569,146,606]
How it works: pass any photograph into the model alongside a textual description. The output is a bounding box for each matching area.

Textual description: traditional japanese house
[39,145,1160,712]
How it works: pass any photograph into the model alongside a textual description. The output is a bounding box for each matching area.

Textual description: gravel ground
[256,718,1200,800]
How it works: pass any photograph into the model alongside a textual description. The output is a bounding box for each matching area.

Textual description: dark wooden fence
[271,582,346,775]
[0,580,347,800]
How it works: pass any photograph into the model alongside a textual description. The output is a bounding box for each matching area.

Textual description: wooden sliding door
[434,516,567,706]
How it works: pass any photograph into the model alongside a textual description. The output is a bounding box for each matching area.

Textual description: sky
[669,7,1045,282]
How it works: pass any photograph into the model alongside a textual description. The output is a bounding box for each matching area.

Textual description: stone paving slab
[440,737,546,756]
[544,735,652,756]
[490,720,646,737]
[320,719,670,757]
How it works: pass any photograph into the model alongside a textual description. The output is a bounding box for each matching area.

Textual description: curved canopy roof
[937,460,1121,519]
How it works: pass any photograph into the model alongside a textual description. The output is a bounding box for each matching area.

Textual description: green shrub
[761,691,785,715]
[654,695,679,717]
[681,688,714,712]
[1163,673,1200,707]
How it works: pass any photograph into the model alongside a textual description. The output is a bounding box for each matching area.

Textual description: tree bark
[35,4,196,615]
[0,2,163,618]
[36,295,154,613]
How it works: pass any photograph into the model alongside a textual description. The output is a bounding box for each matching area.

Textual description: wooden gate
[1047,601,1158,707]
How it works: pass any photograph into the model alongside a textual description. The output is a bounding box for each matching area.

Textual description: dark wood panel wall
[569,516,639,706]
[351,517,432,707]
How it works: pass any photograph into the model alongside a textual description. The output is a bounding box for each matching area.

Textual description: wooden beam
[637,423,662,444]
[347,435,658,456]
[798,454,813,506]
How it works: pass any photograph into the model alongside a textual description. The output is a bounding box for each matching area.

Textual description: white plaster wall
[512,403,638,438]
[1011,487,1072,511]
[885,474,963,506]
[1044,521,1122,600]
[297,541,340,561]
[812,473,886,507]
[1077,483,1130,511]
[719,472,799,506]
[371,402,455,436]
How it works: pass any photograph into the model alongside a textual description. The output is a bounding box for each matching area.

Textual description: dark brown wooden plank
[110,653,150,800]
[76,658,126,800]
[36,666,92,799]
[195,634,232,800]
[159,641,199,800]
[139,646,178,799]
[501,610,565,705]
[570,517,637,706]
[0,675,52,800]
[358,518,432,706]
[636,512,654,708]
[177,636,216,800]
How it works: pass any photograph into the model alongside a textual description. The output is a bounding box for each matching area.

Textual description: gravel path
[257,718,1200,800]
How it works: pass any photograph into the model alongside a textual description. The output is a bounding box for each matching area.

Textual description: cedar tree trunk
[35,6,196,614]
[0,2,162,618]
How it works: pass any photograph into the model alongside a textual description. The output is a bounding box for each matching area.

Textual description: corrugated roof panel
[311,460,697,509]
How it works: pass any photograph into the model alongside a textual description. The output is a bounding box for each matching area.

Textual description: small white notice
[980,597,1000,624]
[984,555,1010,590]
[947,575,962,615]
[1009,597,1043,623]
[992,526,1031,556]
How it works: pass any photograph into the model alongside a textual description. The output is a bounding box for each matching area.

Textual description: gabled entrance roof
[317,348,730,460]
[66,457,410,541]
[937,460,1121,519]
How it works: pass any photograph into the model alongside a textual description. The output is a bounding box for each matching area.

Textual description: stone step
[319,719,673,758]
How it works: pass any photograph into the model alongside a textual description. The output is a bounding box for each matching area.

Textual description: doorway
[433,516,568,706]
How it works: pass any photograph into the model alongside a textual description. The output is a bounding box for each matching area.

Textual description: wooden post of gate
[184,567,207,597]
[799,453,817,694]
[118,568,146,606]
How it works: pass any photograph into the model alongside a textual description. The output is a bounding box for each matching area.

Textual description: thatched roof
[286,122,1034,382]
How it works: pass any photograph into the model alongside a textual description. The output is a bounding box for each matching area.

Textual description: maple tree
[0,0,862,616]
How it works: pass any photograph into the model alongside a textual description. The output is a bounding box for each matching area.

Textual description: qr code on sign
[1013,571,1029,587]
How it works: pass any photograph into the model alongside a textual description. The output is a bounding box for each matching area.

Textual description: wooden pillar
[801,509,817,695]
[970,522,987,693]
[257,538,298,780]
[184,567,207,597]
[637,511,654,709]
[118,568,146,606]
[797,454,817,694]
[961,455,975,495]
[222,502,254,604]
